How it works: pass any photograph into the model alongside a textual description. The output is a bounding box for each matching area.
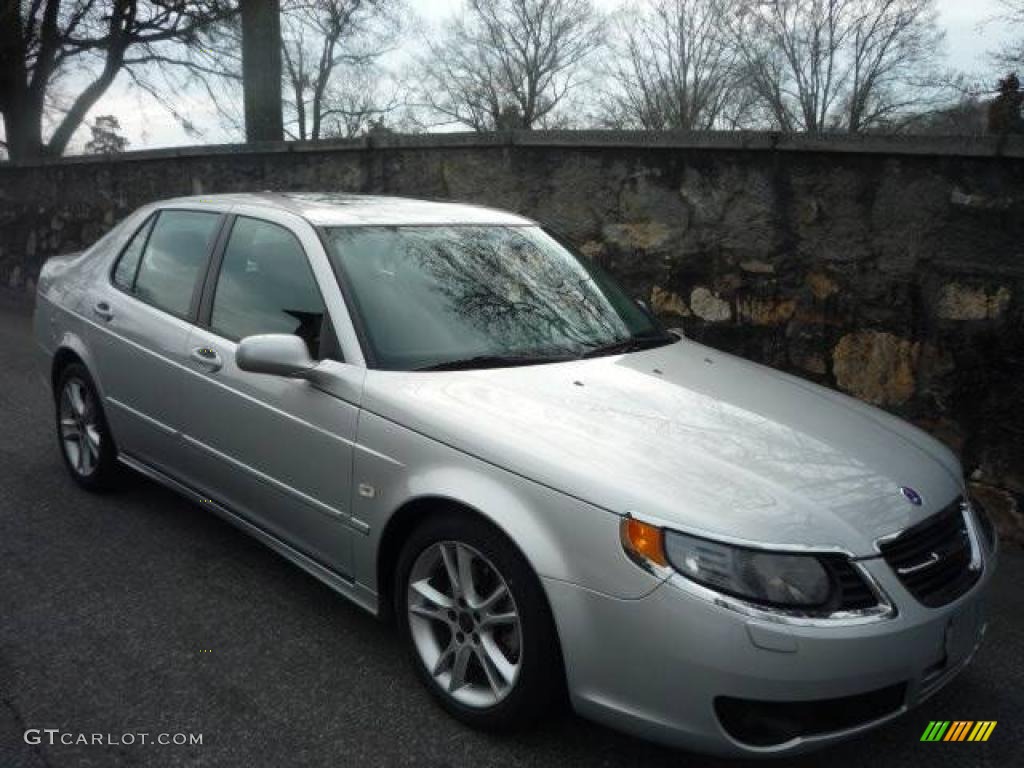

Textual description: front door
[176,213,361,576]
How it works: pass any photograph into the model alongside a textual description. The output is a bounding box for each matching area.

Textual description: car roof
[154,192,537,228]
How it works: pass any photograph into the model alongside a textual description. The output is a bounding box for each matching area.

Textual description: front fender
[351,410,665,605]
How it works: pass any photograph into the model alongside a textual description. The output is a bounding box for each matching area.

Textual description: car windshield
[323,225,673,371]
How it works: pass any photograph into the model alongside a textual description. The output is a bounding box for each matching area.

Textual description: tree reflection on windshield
[325,225,664,370]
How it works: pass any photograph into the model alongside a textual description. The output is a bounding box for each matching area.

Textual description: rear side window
[112,215,155,289]
[132,211,221,317]
[210,216,327,358]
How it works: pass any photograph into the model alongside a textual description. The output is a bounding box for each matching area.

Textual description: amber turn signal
[621,516,669,568]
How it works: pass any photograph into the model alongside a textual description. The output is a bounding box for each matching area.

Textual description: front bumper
[545,548,995,756]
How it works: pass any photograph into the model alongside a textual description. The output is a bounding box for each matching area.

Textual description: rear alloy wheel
[396,514,563,730]
[55,363,118,490]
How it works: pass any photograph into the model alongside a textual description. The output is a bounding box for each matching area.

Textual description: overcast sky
[67,0,1013,153]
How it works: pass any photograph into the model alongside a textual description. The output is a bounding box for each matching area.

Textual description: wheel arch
[50,335,117,451]
[376,492,570,701]
[50,337,121,489]
[51,345,87,396]
[376,494,540,623]
[52,334,106,402]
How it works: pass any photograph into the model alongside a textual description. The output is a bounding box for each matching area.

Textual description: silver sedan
[33,193,997,755]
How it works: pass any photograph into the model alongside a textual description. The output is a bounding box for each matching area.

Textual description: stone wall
[1,131,1022,540]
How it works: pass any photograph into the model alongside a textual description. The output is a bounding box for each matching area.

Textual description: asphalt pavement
[1,294,1021,767]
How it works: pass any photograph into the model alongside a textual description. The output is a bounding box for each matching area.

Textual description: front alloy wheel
[407,541,522,708]
[396,513,563,730]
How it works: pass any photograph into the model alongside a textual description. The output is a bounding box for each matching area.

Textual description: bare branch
[989,0,1024,71]
[1,1,239,159]
[600,0,748,130]
[417,0,605,131]
[725,0,948,133]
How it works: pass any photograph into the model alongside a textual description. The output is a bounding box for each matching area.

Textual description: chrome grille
[879,497,979,607]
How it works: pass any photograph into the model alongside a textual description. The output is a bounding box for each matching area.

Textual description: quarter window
[133,210,221,317]
[112,215,155,290]
[210,217,327,358]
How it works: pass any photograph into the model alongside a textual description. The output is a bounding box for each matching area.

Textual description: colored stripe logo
[920,721,996,742]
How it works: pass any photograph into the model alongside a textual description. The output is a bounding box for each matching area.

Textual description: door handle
[190,346,223,372]
[93,301,114,321]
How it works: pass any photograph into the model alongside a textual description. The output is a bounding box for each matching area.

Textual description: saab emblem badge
[900,486,923,506]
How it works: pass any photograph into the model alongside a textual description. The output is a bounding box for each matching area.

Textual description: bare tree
[843,0,947,131]
[418,0,605,131]
[281,0,402,140]
[900,93,988,136]
[142,0,404,141]
[0,1,236,160]
[991,1,1024,71]
[601,0,747,130]
[314,62,407,138]
[728,0,946,133]
[727,0,844,132]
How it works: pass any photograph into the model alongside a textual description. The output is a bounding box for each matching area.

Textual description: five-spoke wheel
[54,363,117,490]
[407,541,522,708]
[59,376,102,477]
[396,512,563,729]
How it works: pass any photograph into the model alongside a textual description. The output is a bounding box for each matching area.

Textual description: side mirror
[236,334,316,378]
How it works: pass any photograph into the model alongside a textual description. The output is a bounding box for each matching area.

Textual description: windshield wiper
[416,353,576,371]
[580,332,676,359]
[417,333,676,370]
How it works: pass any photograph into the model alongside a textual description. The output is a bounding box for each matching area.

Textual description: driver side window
[210,217,329,359]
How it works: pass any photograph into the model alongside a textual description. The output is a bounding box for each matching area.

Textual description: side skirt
[117,453,380,617]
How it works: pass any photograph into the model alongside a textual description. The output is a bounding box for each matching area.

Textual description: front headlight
[663,529,831,608]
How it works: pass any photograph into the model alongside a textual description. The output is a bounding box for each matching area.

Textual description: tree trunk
[2,105,45,161]
[0,1,44,160]
[295,92,307,140]
[241,0,284,142]
[46,52,124,156]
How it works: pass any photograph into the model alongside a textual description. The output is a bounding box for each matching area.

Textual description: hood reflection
[365,339,961,556]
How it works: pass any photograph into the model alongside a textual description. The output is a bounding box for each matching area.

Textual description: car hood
[362,338,963,556]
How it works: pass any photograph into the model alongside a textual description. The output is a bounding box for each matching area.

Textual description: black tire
[394,511,565,730]
[54,362,119,491]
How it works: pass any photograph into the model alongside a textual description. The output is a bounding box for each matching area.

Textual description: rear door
[176,209,364,576]
[85,207,225,473]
